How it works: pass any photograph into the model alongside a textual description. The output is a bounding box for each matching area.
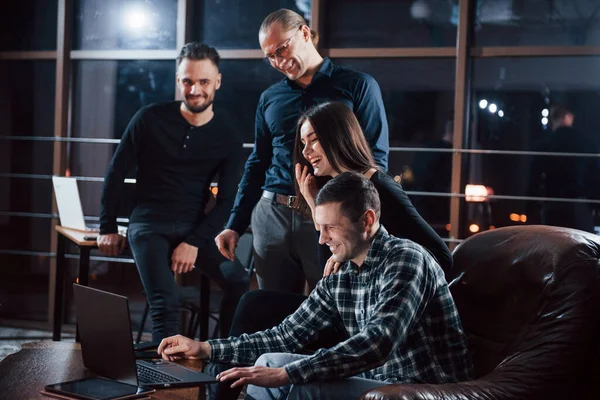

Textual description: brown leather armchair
[362,225,600,400]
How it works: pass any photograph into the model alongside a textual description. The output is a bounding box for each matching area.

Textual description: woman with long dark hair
[294,101,452,273]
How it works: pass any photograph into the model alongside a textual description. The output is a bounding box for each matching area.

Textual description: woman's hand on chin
[295,163,318,205]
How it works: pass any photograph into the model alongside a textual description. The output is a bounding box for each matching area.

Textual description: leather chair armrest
[360,380,511,400]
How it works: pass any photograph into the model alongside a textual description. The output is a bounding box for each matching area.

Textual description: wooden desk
[52,227,211,342]
[0,341,207,399]
[53,226,99,341]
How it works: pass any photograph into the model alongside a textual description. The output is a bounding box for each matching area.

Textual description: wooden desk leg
[78,247,91,287]
[75,246,91,342]
[52,234,67,341]
[199,274,210,342]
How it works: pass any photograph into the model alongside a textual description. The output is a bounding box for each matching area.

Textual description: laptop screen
[52,176,87,231]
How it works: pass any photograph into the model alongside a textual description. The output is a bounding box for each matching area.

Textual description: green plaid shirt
[208,226,472,385]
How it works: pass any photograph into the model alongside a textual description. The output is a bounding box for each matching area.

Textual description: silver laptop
[52,176,126,238]
[73,284,217,388]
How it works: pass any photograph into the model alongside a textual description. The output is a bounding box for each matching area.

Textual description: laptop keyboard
[137,363,181,384]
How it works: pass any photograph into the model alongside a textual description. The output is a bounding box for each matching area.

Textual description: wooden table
[0,341,207,399]
[53,226,99,341]
[52,226,213,342]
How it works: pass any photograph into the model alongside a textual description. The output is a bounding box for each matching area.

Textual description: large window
[73,0,178,50]
[474,0,600,46]
[323,0,457,48]
[196,0,310,49]
[465,56,600,237]
[4,0,600,325]
[0,60,56,283]
[0,0,58,50]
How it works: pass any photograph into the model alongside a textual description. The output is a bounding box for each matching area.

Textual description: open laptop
[73,284,217,388]
[52,176,126,238]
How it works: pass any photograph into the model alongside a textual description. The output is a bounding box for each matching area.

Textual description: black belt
[262,190,297,208]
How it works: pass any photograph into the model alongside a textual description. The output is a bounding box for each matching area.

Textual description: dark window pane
[196,0,311,49]
[69,143,118,178]
[324,0,457,48]
[333,58,455,148]
[0,215,52,252]
[464,152,600,199]
[0,177,53,214]
[0,141,53,175]
[475,0,600,46]
[72,60,175,139]
[0,61,56,137]
[0,1,58,50]
[218,59,283,143]
[388,150,452,236]
[73,0,178,50]
[407,193,451,240]
[458,198,600,241]
[471,57,600,151]
[462,152,600,236]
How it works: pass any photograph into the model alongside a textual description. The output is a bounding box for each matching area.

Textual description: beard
[183,94,214,114]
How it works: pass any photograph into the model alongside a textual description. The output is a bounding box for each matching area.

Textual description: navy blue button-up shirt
[226,58,389,234]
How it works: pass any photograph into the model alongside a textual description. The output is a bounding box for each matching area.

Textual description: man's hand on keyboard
[158,334,209,361]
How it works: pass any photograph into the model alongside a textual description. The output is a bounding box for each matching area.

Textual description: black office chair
[135,232,254,343]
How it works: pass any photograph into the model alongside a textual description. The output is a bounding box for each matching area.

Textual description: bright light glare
[125,7,149,31]
[498,110,504,117]
[479,99,488,109]
[465,184,488,202]
[542,117,548,125]
[542,108,549,117]
[488,103,498,113]
[469,224,480,233]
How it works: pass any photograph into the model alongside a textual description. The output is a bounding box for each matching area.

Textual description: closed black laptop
[72,284,217,388]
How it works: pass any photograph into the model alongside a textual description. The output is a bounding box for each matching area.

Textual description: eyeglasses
[263,27,301,65]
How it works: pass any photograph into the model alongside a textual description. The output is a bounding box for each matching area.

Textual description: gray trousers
[245,353,389,400]
[250,196,322,293]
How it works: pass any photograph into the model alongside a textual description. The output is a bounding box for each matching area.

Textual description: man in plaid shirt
[159,172,471,399]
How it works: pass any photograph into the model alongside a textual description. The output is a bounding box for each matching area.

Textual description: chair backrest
[449,225,600,391]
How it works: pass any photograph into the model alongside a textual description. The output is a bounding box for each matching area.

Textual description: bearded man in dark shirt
[97,43,245,342]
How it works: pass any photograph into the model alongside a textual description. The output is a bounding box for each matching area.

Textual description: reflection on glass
[333,58,455,148]
[471,57,600,152]
[72,60,175,139]
[0,61,56,137]
[474,0,600,46]
[0,0,58,50]
[73,0,178,50]
[217,59,284,143]
[197,0,311,49]
[324,0,457,47]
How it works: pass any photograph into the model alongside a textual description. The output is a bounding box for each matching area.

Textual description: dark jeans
[206,290,346,400]
[128,221,249,342]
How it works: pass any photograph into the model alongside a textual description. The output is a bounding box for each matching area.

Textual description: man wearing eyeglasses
[215,8,389,295]
[98,43,246,342]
